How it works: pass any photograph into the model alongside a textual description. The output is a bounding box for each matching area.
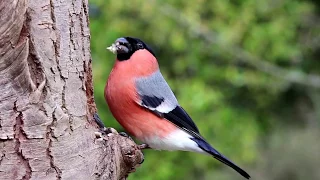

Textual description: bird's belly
[116,108,177,140]
[143,128,203,153]
[108,99,202,152]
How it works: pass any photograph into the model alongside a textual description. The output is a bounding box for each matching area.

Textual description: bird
[105,37,250,179]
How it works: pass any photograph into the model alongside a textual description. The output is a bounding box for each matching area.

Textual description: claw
[106,127,118,135]
[94,131,103,138]
[94,113,105,129]
[139,157,145,164]
[93,113,119,137]
[138,144,150,150]
[119,131,135,141]
[119,132,129,137]
[94,131,104,141]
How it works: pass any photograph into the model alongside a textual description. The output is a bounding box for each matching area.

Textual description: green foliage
[90,0,320,179]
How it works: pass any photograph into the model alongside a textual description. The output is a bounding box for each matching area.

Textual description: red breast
[105,49,177,140]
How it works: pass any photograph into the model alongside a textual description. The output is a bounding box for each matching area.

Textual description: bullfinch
[105,37,250,179]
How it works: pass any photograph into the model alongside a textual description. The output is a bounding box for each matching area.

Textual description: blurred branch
[151,0,320,89]
[308,89,320,126]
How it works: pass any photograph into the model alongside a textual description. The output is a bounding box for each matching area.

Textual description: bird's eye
[136,42,144,49]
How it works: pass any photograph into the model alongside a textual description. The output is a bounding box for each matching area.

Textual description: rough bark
[0,0,143,179]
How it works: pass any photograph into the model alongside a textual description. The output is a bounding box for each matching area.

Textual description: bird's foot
[93,113,135,140]
[119,131,129,137]
[119,131,134,141]
[94,127,119,140]
[94,113,105,129]
[138,144,150,150]
[93,113,146,152]
[93,113,119,141]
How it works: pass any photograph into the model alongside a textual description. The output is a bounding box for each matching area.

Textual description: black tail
[192,138,251,179]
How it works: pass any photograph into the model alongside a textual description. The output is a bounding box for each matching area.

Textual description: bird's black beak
[107,37,131,54]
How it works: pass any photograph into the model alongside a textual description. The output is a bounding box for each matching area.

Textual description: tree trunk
[0,0,143,180]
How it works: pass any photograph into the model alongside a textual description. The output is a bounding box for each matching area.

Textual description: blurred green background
[89,0,320,179]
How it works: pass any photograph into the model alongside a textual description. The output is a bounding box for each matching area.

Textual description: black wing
[163,106,199,134]
[139,95,200,136]
[141,95,164,109]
